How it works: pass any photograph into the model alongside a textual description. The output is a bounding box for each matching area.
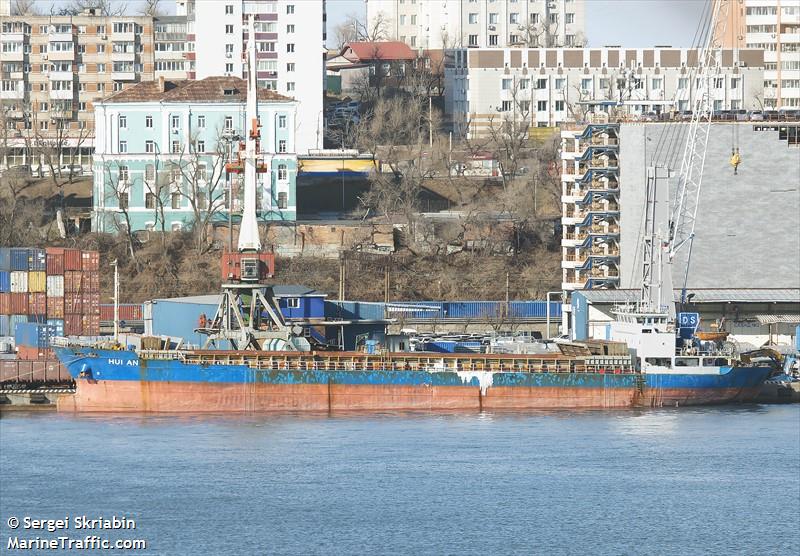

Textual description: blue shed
[273,285,327,321]
[571,292,590,341]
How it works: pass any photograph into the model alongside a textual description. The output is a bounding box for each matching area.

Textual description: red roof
[343,41,416,63]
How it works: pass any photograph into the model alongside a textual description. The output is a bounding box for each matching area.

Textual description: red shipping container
[85,271,100,292]
[10,292,28,314]
[28,293,46,315]
[17,345,46,361]
[64,271,83,292]
[46,251,65,275]
[65,314,83,336]
[100,304,143,321]
[81,314,100,335]
[65,294,82,314]
[0,293,10,314]
[82,292,100,314]
[81,251,100,271]
[1,361,19,383]
[64,249,82,271]
[47,296,65,318]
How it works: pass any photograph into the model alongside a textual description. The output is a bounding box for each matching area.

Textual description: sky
[27,0,709,48]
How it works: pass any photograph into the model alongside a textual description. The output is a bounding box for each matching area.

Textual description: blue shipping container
[0,248,10,271]
[27,315,46,324]
[10,248,30,271]
[14,322,57,348]
[0,315,9,337]
[29,249,46,271]
[47,319,65,337]
[0,271,10,293]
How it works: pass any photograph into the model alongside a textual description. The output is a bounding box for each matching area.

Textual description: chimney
[158,75,165,93]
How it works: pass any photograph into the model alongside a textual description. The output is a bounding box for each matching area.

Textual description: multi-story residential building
[366,0,586,49]
[183,0,325,154]
[445,47,765,137]
[92,76,299,233]
[717,0,800,108]
[0,8,154,169]
[153,16,190,81]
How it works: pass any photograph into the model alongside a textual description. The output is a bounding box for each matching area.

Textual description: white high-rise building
[365,0,586,49]
[185,0,326,153]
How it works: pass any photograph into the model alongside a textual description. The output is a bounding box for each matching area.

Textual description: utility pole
[111,259,119,343]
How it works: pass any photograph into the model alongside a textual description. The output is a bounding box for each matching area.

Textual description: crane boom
[667,0,729,303]
[238,14,262,252]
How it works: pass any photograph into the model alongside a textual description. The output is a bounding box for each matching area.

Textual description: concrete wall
[619,123,800,290]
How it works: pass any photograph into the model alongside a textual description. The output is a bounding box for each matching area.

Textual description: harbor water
[1,406,798,555]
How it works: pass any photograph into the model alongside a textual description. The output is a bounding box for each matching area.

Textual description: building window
[468,35,478,46]
[278,115,287,128]
[519,100,530,112]
[400,15,406,25]
[118,165,129,182]
[225,63,233,73]
[39,102,49,112]
[146,115,153,128]
[555,100,565,111]
[225,24,234,34]
[171,115,180,129]
[510,12,519,24]
[278,140,287,153]
[730,78,739,89]
[278,192,288,209]
[489,35,498,46]
[118,115,127,129]
[172,140,181,153]
[286,297,300,308]
[145,193,156,209]
[501,78,512,90]
[501,100,512,111]
[171,223,182,231]
[489,13,498,24]
[286,4,294,14]
[410,36,416,46]
[411,15,416,24]
[145,164,155,181]
[287,82,295,92]
[581,78,592,91]
[113,82,123,92]
[79,102,87,111]
[277,164,287,180]
[537,100,547,111]
[225,4,233,14]
[119,140,127,153]
[714,77,724,89]
[225,43,234,55]
[97,63,106,73]
[97,44,105,53]
[171,191,181,209]
[118,193,129,210]
[566,13,575,24]
[197,115,205,128]
[287,62,295,72]
[197,192,207,209]
[678,77,688,89]
[468,13,478,24]
[287,24,295,33]
[145,140,155,153]
[287,43,295,53]
[196,140,205,153]
[224,116,233,130]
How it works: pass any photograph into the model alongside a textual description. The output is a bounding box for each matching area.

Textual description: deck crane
[666,0,730,308]
[197,15,306,351]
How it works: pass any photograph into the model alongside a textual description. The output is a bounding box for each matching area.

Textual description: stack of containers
[0,247,101,354]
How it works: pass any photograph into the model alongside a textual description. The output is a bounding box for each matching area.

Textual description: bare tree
[67,0,127,16]
[168,128,229,252]
[102,161,139,267]
[10,0,39,15]
[140,0,164,16]
[27,105,90,189]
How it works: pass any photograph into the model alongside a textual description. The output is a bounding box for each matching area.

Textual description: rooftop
[151,286,327,305]
[100,76,293,104]
[575,288,800,304]
[342,41,416,62]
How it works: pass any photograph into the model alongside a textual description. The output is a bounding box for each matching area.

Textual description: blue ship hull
[52,347,772,412]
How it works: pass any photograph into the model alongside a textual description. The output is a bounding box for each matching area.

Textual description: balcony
[1,49,25,62]
[48,70,74,81]
[48,49,76,61]
[50,110,74,119]
[0,87,24,100]
[1,32,26,43]
[49,88,75,100]
[111,30,136,42]
[111,51,136,62]
[49,31,75,43]
[111,71,136,81]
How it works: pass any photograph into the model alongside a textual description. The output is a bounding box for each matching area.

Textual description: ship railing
[139,350,186,361]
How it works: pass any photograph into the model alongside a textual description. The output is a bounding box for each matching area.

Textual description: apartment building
[153,16,190,81]
[92,76,299,233]
[717,0,800,108]
[366,0,586,49]
[185,0,326,154]
[0,9,154,169]
[444,47,765,138]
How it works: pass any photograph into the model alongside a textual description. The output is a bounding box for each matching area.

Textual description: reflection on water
[1,406,798,555]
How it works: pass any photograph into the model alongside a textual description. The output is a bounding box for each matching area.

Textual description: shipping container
[14,322,57,349]
[10,292,28,314]
[46,248,65,275]
[81,314,100,335]
[100,303,143,322]
[28,292,46,315]
[0,271,9,293]
[10,248,30,271]
[10,271,28,293]
[65,314,82,336]
[28,271,47,293]
[82,291,100,314]
[64,270,83,292]
[81,250,100,271]
[0,315,9,336]
[27,314,46,323]
[0,248,10,271]
[9,315,27,335]
[64,248,82,271]
[47,297,65,318]
[87,271,100,292]
[0,292,10,314]
[29,249,46,271]
[46,275,64,297]
[47,318,65,337]
[64,294,82,314]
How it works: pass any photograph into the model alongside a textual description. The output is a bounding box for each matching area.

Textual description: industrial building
[571,288,800,350]
[366,0,586,49]
[445,47,765,136]
[91,76,299,232]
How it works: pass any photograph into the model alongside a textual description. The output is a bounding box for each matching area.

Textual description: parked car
[58,165,83,176]
[733,109,748,121]
[764,110,782,121]
[748,110,765,121]
[780,109,800,121]
[679,110,693,121]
